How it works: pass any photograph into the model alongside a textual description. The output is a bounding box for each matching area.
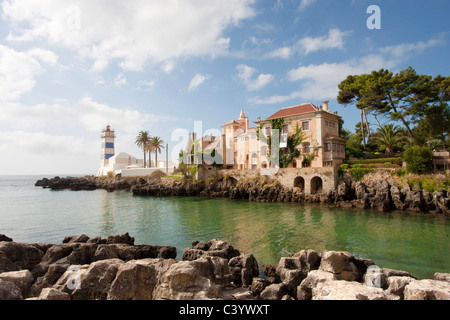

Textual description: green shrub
[340,164,349,170]
[189,165,198,177]
[384,162,392,167]
[349,168,373,182]
[345,157,403,166]
[149,170,166,179]
[406,176,449,193]
[403,146,433,174]
[393,169,406,177]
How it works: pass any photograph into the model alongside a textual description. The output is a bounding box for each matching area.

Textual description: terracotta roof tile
[265,103,317,120]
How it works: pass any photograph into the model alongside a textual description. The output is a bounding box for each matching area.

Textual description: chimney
[323,100,329,112]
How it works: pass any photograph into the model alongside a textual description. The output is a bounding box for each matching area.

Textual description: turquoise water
[0,175,449,279]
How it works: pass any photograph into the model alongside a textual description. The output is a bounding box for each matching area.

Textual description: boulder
[152,257,222,300]
[0,235,13,242]
[37,288,70,300]
[250,277,270,297]
[371,180,392,212]
[54,258,124,300]
[0,278,23,300]
[30,263,70,297]
[404,279,450,300]
[312,280,387,300]
[0,242,44,270]
[390,185,405,210]
[434,273,450,282]
[106,232,135,245]
[386,276,415,299]
[319,251,359,281]
[275,250,321,296]
[182,239,240,261]
[228,253,259,287]
[0,250,18,273]
[108,258,175,300]
[297,270,337,300]
[259,283,289,300]
[62,234,91,244]
[0,270,34,298]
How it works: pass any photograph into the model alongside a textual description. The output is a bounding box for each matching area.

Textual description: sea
[0,175,449,279]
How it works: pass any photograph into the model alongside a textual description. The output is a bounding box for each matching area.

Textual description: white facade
[97,152,144,176]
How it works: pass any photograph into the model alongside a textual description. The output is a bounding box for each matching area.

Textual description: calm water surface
[0,175,449,279]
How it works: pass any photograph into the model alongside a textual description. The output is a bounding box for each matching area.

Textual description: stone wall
[225,167,338,195]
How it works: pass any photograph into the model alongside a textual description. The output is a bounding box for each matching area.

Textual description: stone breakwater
[35,175,450,215]
[0,233,449,300]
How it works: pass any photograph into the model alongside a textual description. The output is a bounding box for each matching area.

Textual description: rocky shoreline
[35,174,450,215]
[0,233,449,300]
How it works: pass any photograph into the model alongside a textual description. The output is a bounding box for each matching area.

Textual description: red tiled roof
[264,103,317,120]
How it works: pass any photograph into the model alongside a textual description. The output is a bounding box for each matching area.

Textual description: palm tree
[135,131,150,168]
[371,124,406,156]
[149,136,165,168]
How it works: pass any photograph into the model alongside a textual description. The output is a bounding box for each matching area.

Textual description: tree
[403,146,433,174]
[337,67,439,141]
[337,74,372,148]
[149,136,165,168]
[371,124,406,157]
[135,131,150,168]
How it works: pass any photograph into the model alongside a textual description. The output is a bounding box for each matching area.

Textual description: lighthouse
[97,125,116,176]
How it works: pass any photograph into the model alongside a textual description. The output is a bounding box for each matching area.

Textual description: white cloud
[266,46,292,59]
[236,64,274,91]
[297,29,348,55]
[0,97,177,134]
[0,130,99,174]
[113,73,127,87]
[299,0,316,11]
[266,29,348,60]
[251,36,442,105]
[0,45,42,101]
[26,48,59,65]
[249,91,302,105]
[2,0,255,71]
[379,37,444,59]
[0,130,93,156]
[135,80,155,91]
[188,74,211,91]
[162,61,175,74]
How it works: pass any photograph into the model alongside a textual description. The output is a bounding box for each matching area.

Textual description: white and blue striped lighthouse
[97,124,116,176]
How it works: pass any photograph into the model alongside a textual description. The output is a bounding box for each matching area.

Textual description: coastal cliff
[35,173,450,215]
[0,233,449,300]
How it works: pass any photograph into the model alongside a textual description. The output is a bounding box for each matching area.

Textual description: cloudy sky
[0,0,449,175]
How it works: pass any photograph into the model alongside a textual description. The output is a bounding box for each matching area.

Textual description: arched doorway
[310,177,323,195]
[293,176,305,192]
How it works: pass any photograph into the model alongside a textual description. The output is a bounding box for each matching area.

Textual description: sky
[0,0,449,175]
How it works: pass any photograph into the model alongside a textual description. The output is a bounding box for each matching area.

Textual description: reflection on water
[0,176,449,279]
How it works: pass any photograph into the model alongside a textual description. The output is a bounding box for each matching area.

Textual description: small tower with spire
[237,109,249,131]
[100,124,116,168]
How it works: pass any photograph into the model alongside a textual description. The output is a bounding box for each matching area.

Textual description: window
[325,143,331,152]
[302,121,310,131]
[265,127,271,136]
[333,144,337,152]
[282,124,289,134]
[325,121,329,127]
[304,143,311,153]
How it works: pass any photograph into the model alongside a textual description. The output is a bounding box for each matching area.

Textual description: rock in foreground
[0,234,449,300]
